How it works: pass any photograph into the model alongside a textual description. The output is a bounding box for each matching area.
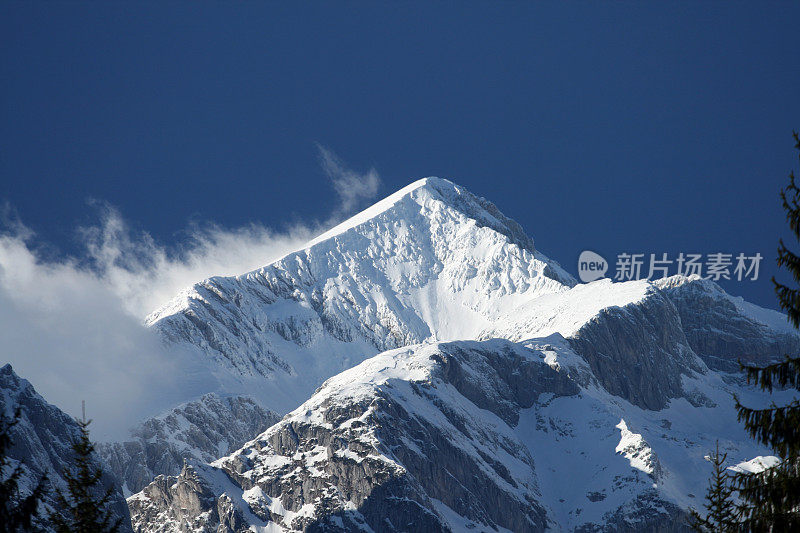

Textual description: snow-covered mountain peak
[146,177,573,327]
[137,175,800,422]
[303,176,446,248]
[142,178,578,415]
[303,176,539,254]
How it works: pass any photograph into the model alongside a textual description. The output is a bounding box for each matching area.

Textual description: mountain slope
[481,278,704,410]
[129,340,574,532]
[128,336,790,532]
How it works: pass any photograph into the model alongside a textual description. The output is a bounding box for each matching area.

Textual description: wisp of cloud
[317,144,381,217]
[0,148,382,440]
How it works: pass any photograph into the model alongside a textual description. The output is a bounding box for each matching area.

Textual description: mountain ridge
[127,334,794,531]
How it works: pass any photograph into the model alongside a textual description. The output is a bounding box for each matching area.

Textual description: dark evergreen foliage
[733,131,800,530]
[49,418,121,533]
[689,442,738,532]
[0,407,48,533]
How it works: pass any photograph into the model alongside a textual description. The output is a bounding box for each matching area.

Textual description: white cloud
[317,144,381,216]
[79,203,316,318]
[0,228,214,440]
[0,147,384,440]
[0,211,318,440]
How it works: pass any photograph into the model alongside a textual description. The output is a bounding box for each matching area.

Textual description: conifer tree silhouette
[49,416,121,533]
[689,441,737,532]
[733,131,800,529]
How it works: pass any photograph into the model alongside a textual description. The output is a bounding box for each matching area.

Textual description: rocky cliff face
[128,461,252,533]
[481,279,706,410]
[0,364,132,531]
[655,275,800,371]
[98,393,279,495]
[129,340,579,532]
[566,286,703,410]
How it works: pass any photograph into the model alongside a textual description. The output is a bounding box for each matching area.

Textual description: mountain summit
[145,178,575,414]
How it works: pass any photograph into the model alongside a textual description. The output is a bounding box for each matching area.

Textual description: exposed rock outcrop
[567,287,703,410]
[656,275,800,371]
[98,393,279,495]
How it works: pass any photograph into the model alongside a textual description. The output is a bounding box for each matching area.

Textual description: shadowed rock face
[431,343,580,426]
[568,289,703,410]
[575,493,692,533]
[657,278,800,371]
[98,393,279,495]
[0,364,132,532]
[233,400,463,532]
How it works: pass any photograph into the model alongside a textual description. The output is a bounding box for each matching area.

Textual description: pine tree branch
[739,356,800,392]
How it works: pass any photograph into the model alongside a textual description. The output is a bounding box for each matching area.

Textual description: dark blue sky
[2,2,799,310]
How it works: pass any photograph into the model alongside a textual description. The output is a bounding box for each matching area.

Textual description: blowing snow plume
[0,147,383,439]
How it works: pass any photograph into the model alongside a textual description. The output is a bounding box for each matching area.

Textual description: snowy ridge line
[304,177,437,249]
[654,274,794,334]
